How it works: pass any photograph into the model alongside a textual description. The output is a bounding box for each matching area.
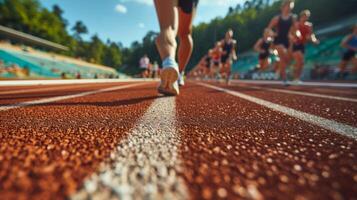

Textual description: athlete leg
[259,59,269,71]
[178,7,196,73]
[275,45,288,80]
[352,57,357,73]
[293,51,304,80]
[154,0,178,61]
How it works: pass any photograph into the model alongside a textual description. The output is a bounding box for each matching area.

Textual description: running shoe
[291,79,303,85]
[283,80,290,86]
[178,72,185,87]
[158,58,180,96]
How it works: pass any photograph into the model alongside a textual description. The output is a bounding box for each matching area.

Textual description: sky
[39,0,245,47]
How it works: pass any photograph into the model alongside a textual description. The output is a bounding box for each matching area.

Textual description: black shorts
[292,44,305,53]
[178,0,199,14]
[342,50,356,61]
[221,55,230,64]
[274,37,290,49]
[213,60,220,66]
[259,52,270,60]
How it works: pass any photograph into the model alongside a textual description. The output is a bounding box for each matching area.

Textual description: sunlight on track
[198,83,357,139]
[72,97,188,200]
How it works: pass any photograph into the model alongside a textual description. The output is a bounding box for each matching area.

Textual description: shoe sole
[158,67,179,96]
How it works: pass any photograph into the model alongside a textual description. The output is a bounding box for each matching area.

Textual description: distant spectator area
[0,42,121,79]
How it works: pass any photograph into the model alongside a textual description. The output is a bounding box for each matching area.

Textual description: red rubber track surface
[214,82,357,127]
[0,81,356,200]
[0,83,142,105]
[177,83,357,200]
[0,82,158,199]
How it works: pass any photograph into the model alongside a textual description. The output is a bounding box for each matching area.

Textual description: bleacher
[0,43,123,79]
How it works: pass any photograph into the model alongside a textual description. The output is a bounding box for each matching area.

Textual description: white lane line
[72,97,188,200]
[0,84,97,95]
[198,83,357,139]
[237,85,357,103]
[0,83,148,111]
[230,80,357,88]
[0,78,159,87]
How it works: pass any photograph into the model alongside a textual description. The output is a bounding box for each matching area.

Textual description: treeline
[1,0,357,74]
[0,0,122,70]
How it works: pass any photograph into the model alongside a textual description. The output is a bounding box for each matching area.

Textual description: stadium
[0,0,356,199]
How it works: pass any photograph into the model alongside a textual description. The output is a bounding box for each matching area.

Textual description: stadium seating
[0,45,121,79]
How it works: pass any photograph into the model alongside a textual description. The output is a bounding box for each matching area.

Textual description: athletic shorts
[221,55,230,64]
[292,44,305,53]
[342,50,356,61]
[178,0,199,14]
[259,52,270,60]
[274,37,290,49]
[213,60,220,66]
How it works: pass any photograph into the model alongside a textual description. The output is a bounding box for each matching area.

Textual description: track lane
[0,82,150,106]
[208,82,357,127]
[234,82,357,99]
[177,83,357,200]
[0,83,159,199]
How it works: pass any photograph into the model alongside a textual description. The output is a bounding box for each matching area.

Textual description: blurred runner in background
[268,0,297,85]
[291,10,319,84]
[338,24,357,78]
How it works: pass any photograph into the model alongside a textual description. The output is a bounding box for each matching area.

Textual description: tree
[72,21,88,40]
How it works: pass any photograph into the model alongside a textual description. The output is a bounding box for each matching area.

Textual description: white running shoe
[291,79,303,85]
[158,58,180,96]
[178,72,185,87]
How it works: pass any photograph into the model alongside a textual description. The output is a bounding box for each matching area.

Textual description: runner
[154,0,198,95]
[220,29,238,84]
[204,50,212,79]
[139,54,150,78]
[254,28,275,72]
[210,43,223,80]
[291,10,319,84]
[338,24,357,78]
[268,0,297,85]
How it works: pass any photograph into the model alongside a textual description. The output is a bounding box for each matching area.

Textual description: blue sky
[39,0,245,47]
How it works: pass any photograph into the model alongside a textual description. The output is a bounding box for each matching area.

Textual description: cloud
[120,0,153,6]
[138,23,145,28]
[115,4,127,14]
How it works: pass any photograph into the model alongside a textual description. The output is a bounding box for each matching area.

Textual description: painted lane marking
[236,85,357,103]
[229,80,357,88]
[0,79,158,87]
[72,97,188,200]
[0,83,148,111]
[198,83,357,139]
[0,84,100,95]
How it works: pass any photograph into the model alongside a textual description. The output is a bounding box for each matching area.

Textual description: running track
[0,80,356,200]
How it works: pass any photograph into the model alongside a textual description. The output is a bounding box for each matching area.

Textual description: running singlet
[261,39,272,53]
[274,15,295,48]
[178,0,199,14]
[221,40,235,63]
[295,22,312,45]
[347,35,357,49]
[259,39,273,59]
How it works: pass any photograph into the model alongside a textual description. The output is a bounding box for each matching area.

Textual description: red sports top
[296,22,312,45]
